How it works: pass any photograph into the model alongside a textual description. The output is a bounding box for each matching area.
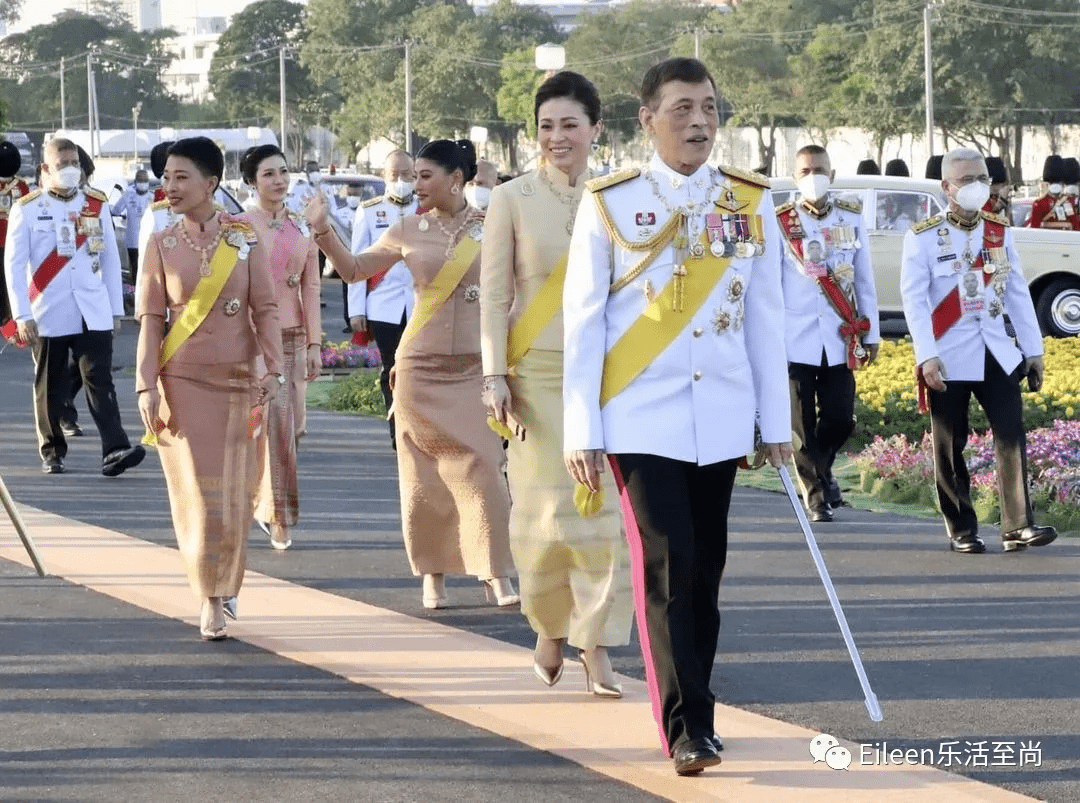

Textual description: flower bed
[320,339,381,371]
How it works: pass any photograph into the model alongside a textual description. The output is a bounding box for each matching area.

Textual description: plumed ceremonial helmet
[0,141,21,178]
[925,155,943,180]
[150,141,174,179]
[985,156,1009,186]
[1042,154,1065,183]
[884,158,910,177]
[856,158,880,175]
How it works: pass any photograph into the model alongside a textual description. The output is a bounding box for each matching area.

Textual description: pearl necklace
[538,165,585,235]
[422,205,480,258]
[178,214,224,277]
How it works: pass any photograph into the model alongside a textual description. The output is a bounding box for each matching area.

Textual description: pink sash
[269,218,302,285]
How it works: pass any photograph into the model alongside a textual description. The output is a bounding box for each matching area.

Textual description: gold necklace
[538,166,585,235]
[643,168,720,258]
[178,214,224,277]
[424,205,479,258]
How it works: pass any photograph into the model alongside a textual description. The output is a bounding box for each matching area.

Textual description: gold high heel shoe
[481,576,520,607]
[533,635,565,687]
[200,597,228,641]
[579,647,622,698]
[422,573,448,609]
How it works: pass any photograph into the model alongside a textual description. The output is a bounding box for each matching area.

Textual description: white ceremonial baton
[777,465,882,722]
[0,473,48,577]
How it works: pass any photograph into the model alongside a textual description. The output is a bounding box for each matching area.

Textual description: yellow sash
[505,252,568,369]
[142,239,241,445]
[397,236,481,353]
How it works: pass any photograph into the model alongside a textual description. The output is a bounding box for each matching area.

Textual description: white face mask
[1066,184,1079,195]
[386,179,413,201]
[346,196,360,209]
[954,181,990,212]
[465,185,491,210]
[135,181,149,193]
[796,173,831,203]
[307,171,322,185]
[1048,182,1063,195]
[53,165,82,191]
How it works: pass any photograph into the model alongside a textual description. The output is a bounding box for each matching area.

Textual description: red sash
[28,195,104,302]
[777,206,870,370]
[916,217,1005,413]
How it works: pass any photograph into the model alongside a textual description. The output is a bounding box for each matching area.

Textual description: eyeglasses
[950,175,990,187]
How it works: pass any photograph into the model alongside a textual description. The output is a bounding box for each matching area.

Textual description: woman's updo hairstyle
[167,136,225,185]
[534,70,602,126]
[240,144,285,185]
[416,139,477,184]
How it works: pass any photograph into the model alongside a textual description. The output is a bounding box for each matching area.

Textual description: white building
[161,18,227,103]
[119,0,163,30]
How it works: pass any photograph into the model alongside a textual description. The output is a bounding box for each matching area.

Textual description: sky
[8,0,307,34]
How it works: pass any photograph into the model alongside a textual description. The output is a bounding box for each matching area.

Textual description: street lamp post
[923,1,945,156]
[132,102,142,163]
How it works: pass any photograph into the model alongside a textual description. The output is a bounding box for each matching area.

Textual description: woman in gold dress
[481,72,632,696]
[136,137,283,640]
[305,139,517,610]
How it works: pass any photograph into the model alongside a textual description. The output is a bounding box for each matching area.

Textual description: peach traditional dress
[244,207,320,532]
[136,212,283,598]
[315,207,513,580]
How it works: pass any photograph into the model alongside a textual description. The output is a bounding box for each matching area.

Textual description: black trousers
[126,247,139,287]
[789,353,856,507]
[58,360,84,428]
[0,246,10,326]
[928,350,1032,539]
[610,453,738,756]
[31,325,130,461]
[369,310,406,442]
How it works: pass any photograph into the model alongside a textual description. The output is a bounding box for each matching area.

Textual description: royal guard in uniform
[884,158,910,177]
[776,145,880,522]
[150,141,169,202]
[901,148,1055,555]
[3,137,144,476]
[925,155,944,181]
[562,57,791,776]
[347,149,417,447]
[983,156,1012,221]
[856,158,879,175]
[1026,155,1072,229]
[1063,157,1080,230]
[135,141,176,300]
[0,141,31,340]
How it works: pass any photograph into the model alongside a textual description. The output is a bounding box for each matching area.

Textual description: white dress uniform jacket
[111,185,153,249]
[778,196,880,366]
[136,200,178,301]
[347,195,417,324]
[563,154,790,465]
[901,212,1043,382]
[4,189,123,337]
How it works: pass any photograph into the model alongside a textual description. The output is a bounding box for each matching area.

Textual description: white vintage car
[770,176,1080,337]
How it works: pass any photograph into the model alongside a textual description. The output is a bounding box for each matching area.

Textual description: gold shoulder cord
[593,192,683,293]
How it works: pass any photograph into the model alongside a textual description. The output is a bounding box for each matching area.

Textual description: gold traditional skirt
[393,351,513,578]
[506,349,632,649]
[156,359,257,598]
[254,326,306,527]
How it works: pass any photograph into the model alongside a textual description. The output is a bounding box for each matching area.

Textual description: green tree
[0,0,24,27]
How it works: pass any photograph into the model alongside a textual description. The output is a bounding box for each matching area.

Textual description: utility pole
[279,45,287,163]
[86,52,95,158]
[404,40,412,154]
[923,2,938,156]
[132,102,141,162]
[59,57,66,129]
[694,28,700,60]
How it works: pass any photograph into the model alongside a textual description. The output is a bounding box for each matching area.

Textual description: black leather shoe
[809,504,833,523]
[949,535,986,554]
[102,445,146,477]
[826,476,851,508]
[709,734,724,752]
[1003,524,1057,550]
[673,737,721,776]
[41,457,64,474]
[60,423,83,437]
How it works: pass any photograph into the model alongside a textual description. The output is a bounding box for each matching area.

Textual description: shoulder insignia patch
[84,187,108,203]
[152,199,171,211]
[362,197,381,209]
[911,214,944,234]
[980,210,1009,226]
[586,167,640,193]
[835,198,862,214]
[18,188,42,205]
[775,200,795,216]
[720,164,770,189]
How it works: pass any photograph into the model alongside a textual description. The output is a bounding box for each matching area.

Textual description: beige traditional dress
[136,212,283,598]
[245,208,320,530]
[480,167,632,649]
[315,206,513,579]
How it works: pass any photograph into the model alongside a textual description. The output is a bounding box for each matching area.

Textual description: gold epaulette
[775,200,795,215]
[362,196,381,209]
[586,168,640,193]
[152,199,171,211]
[18,188,42,205]
[980,210,1009,226]
[84,187,108,203]
[911,214,944,234]
[836,198,862,214]
[720,164,770,189]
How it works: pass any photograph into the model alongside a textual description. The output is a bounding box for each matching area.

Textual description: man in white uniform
[348,149,417,446]
[4,137,144,476]
[562,58,791,776]
[901,147,1056,554]
[110,168,153,285]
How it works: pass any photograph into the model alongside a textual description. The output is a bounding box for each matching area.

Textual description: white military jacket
[112,185,153,249]
[347,194,417,325]
[562,153,790,465]
[900,210,1043,381]
[4,187,123,337]
[136,199,177,301]
[777,195,880,366]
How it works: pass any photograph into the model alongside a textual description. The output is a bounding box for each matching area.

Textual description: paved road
[1,282,1078,801]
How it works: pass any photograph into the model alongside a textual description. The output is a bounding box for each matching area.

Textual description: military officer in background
[776,144,879,522]
[901,147,1055,555]
[1,141,31,339]
[983,156,1012,220]
[135,141,176,300]
[347,149,417,446]
[111,168,153,284]
[465,158,498,211]
[4,137,144,476]
[1026,155,1073,229]
[563,57,791,776]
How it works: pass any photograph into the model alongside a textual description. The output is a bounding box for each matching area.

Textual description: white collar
[648,153,712,194]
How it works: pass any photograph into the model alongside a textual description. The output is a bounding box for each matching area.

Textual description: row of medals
[939,225,1008,318]
[78,213,107,272]
[702,212,764,259]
